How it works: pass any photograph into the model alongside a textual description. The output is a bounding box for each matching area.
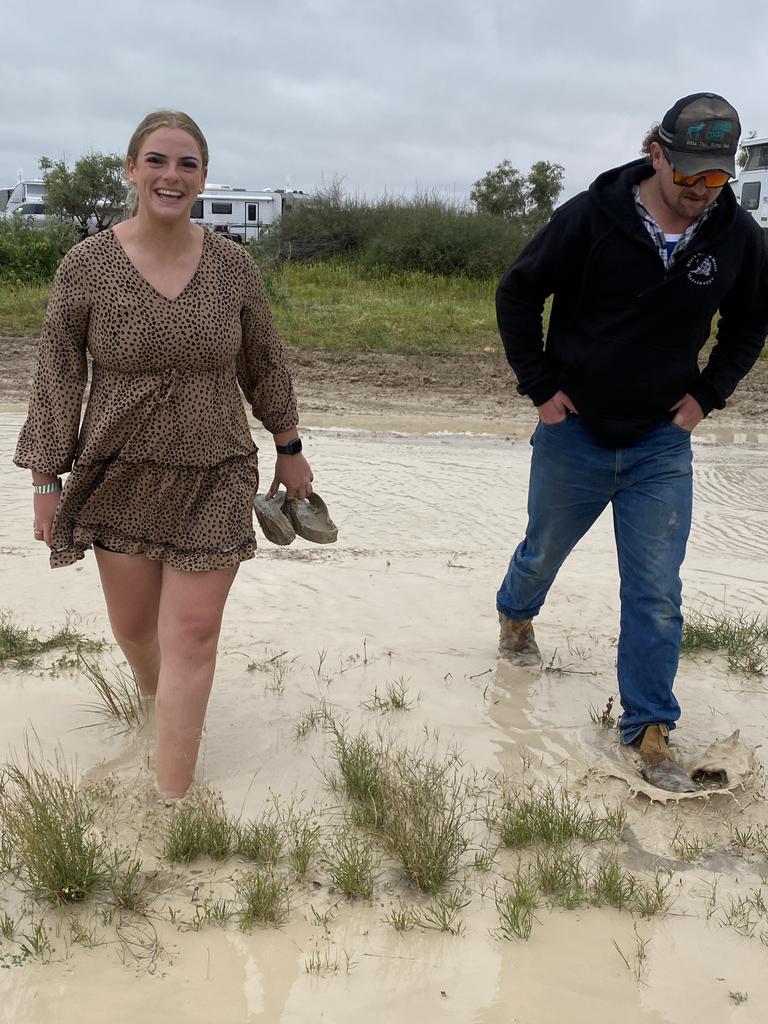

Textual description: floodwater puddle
[1,410,767,1023]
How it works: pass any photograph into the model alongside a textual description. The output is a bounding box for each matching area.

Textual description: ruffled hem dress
[14,229,298,571]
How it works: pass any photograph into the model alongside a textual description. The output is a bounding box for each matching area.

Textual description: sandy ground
[1,378,768,1022]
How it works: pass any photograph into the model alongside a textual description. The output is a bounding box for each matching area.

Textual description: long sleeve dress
[14,229,298,571]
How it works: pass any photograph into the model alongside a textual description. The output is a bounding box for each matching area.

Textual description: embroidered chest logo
[686,253,718,286]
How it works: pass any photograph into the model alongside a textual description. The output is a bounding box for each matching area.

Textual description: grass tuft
[163,794,239,863]
[237,812,286,866]
[105,849,156,912]
[590,857,637,909]
[0,750,107,904]
[324,829,378,899]
[362,677,415,713]
[495,874,538,941]
[0,612,104,670]
[78,653,145,727]
[670,825,719,863]
[533,847,589,909]
[294,698,339,739]
[488,783,625,849]
[236,870,291,929]
[384,902,418,931]
[288,817,320,878]
[331,730,469,893]
[413,887,470,934]
[681,608,768,675]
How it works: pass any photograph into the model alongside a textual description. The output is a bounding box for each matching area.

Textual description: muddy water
[1,409,767,1023]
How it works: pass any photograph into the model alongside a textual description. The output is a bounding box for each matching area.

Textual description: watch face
[279,439,302,455]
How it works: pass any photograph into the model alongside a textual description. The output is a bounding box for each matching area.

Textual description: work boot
[630,724,697,793]
[498,613,541,666]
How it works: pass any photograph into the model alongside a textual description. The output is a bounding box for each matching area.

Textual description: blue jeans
[496,415,693,743]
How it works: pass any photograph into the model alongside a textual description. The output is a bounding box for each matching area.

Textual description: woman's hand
[33,491,62,547]
[267,454,314,500]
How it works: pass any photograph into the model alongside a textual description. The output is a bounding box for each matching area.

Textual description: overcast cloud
[2,0,767,204]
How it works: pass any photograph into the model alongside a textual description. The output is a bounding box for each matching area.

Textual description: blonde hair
[125,109,209,216]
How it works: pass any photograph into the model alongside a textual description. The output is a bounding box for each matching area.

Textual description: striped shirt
[633,185,715,269]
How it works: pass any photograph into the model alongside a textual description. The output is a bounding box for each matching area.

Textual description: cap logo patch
[686,122,706,141]
[686,253,717,286]
[705,120,734,143]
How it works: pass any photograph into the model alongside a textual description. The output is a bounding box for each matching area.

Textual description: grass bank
[269,262,502,354]
[0,284,50,337]
[0,262,505,355]
[0,259,725,358]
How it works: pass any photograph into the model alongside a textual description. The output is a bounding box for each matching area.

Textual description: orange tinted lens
[673,169,730,188]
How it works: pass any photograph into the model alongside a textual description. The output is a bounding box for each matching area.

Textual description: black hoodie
[496,159,768,446]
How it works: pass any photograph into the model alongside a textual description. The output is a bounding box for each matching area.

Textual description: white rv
[1,177,307,237]
[190,184,307,242]
[732,137,768,239]
[0,179,48,220]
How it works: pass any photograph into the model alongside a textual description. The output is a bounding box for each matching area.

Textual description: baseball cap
[658,92,741,177]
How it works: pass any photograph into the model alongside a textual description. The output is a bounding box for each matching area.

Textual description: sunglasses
[662,149,732,188]
[672,168,732,188]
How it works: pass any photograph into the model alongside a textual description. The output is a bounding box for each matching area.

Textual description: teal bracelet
[33,478,62,494]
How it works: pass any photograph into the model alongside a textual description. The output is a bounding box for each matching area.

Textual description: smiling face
[125,126,207,222]
[649,141,724,222]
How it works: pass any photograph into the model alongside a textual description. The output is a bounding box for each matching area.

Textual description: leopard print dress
[14,229,298,570]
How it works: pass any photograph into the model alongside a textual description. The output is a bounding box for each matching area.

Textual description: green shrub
[0,217,79,285]
[254,190,530,279]
[361,197,527,279]
[256,190,382,264]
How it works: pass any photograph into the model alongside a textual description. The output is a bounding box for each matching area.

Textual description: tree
[39,152,127,234]
[524,160,565,228]
[737,130,757,171]
[470,160,527,219]
[470,159,565,230]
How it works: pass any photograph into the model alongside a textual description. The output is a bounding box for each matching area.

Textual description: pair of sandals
[253,490,338,546]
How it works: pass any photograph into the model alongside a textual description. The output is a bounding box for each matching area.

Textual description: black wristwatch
[275,438,303,455]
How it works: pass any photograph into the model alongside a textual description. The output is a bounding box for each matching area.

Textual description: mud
[1,397,768,1022]
[4,334,768,436]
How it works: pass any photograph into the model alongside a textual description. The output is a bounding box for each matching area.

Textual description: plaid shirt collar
[632,184,715,269]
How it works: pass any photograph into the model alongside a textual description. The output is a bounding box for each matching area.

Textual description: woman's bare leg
[94,549,163,696]
[154,562,238,798]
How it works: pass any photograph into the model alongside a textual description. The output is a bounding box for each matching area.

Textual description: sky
[2,0,767,205]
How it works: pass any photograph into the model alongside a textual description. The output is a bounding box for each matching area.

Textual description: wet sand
[1,407,768,1023]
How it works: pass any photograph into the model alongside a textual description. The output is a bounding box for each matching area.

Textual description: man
[495,93,768,792]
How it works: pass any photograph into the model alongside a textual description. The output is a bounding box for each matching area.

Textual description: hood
[587,157,739,242]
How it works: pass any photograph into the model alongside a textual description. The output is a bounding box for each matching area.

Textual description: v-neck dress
[14,229,298,570]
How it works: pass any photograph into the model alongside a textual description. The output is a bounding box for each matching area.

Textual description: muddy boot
[631,724,697,793]
[498,613,541,666]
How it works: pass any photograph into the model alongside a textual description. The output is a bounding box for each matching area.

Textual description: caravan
[190,184,307,242]
[1,177,308,237]
[0,179,48,221]
[732,137,768,240]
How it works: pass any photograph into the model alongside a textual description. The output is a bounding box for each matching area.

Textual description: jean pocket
[540,415,570,427]
[668,419,693,435]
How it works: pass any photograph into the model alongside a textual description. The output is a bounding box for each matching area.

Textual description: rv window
[247,204,258,222]
[18,203,47,215]
[745,145,768,171]
[211,202,232,215]
[741,182,761,211]
[190,200,203,219]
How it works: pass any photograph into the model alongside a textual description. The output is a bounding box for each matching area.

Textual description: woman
[15,110,313,798]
